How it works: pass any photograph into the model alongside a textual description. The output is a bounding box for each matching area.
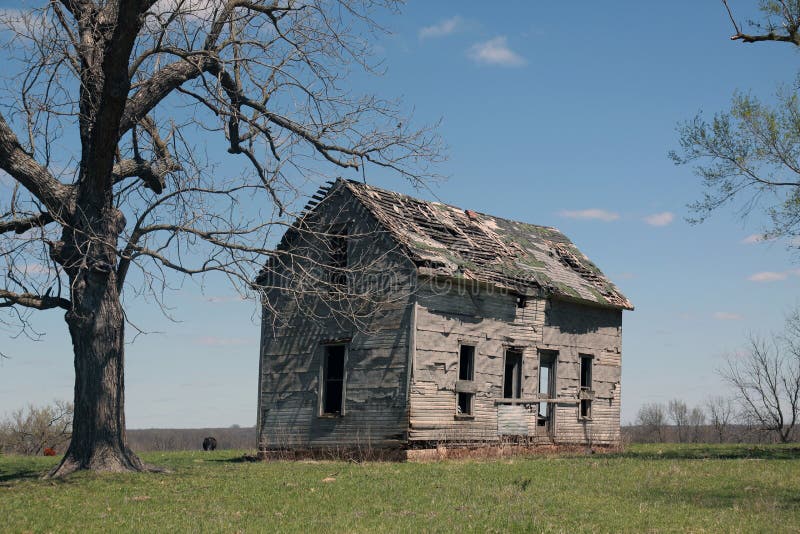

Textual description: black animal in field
[202,437,217,451]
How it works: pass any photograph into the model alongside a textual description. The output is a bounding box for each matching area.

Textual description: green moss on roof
[410,240,449,253]
[515,256,546,269]
[586,286,610,305]
[340,179,633,310]
[552,282,581,299]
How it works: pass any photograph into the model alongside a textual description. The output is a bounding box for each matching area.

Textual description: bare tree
[0,1,440,476]
[706,395,735,443]
[720,316,800,443]
[0,401,73,455]
[687,406,706,443]
[667,399,689,443]
[635,402,666,443]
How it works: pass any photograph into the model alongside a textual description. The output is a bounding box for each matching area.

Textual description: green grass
[2,444,800,533]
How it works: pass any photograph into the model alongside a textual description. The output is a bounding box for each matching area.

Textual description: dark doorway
[322,345,346,415]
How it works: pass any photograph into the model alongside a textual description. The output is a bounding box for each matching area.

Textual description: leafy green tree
[672,2,800,244]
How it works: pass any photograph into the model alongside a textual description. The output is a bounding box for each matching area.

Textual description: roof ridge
[341,178,560,233]
[336,178,632,310]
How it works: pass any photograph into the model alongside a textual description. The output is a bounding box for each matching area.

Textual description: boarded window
[503,349,523,399]
[321,345,346,415]
[579,354,593,420]
[457,345,475,416]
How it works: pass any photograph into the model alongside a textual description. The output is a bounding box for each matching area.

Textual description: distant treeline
[3,401,798,456]
[623,424,798,445]
[132,424,798,450]
[0,403,259,455]
[127,427,257,451]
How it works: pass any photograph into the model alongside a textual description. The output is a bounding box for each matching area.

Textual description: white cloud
[741,233,774,244]
[145,0,226,30]
[558,208,620,222]
[747,269,800,282]
[22,263,50,275]
[0,8,27,25]
[148,0,223,18]
[643,211,674,227]
[196,336,253,346]
[467,36,526,67]
[419,16,464,40]
[202,295,245,304]
[713,312,743,321]
[0,8,43,39]
[748,271,789,282]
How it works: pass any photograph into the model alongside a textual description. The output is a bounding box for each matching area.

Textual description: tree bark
[47,263,145,477]
[45,202,149,476]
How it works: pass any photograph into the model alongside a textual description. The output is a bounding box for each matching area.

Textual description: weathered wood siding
[409,282,623,445]
[409,281,546,443]
[541,299,623,445]
[258,185,625,449]
[258,186,416,449]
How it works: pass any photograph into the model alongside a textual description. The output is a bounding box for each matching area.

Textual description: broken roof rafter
[264,178,632,311]
[339,179,632,311]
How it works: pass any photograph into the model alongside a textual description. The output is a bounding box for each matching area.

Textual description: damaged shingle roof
[337,179,633,311]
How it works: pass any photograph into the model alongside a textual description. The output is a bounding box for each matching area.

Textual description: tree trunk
[47,262,144,477]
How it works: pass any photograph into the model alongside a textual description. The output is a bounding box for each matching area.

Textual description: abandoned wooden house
[256,179,633,452]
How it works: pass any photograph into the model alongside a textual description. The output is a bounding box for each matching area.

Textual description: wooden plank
[454,380,477,393]
[497,405,529,436]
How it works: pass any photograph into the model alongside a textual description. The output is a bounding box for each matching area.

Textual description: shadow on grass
[616,444,800,460]
[643,484,800,510]
[206,445,800,463]
[209,454,260,463]
[0,468,45,485]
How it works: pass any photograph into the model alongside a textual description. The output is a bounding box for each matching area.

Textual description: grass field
[2,443,800,533]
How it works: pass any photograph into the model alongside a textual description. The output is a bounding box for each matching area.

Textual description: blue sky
[2,1,800,427]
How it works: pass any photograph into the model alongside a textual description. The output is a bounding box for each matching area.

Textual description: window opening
[503,349,523,399]
[322,345,346,415]
[537,351,557,427]
[579,354,593,420]
[457,345,475,415]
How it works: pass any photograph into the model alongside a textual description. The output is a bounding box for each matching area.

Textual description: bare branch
[0,289,70,310]
[112,158,180,193]
[720,322,800,442]
[0,113,71,213]
[0,212,54,235]
[724,0,800,45]
[722,0,742,36]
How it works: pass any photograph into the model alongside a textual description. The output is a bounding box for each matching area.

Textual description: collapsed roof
[340,179,632,310]
[280,178,632,310]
